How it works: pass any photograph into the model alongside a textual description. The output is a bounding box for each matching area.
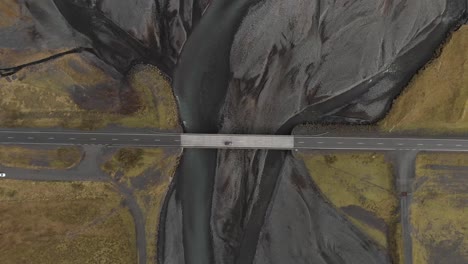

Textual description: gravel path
[0,145,107,182]
[391,150,418,264]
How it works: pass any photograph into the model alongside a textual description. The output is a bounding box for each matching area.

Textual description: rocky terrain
[1,1,468,264]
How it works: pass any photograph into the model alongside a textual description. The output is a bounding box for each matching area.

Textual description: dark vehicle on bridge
[224,141,233,146]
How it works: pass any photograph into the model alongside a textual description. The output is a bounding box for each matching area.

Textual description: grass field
[0,53,180,131]
[411,153,468,264]
[380,26,468,134]
[102,147,180,263]
[299,151,400,260]
[0,146,82,170]
[0,180,137,263]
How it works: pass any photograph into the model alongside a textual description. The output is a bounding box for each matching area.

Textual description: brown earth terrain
[102,147,181,263]
[1,1,467,264]
[380,26,468,134]
[411,153,468,264]
[0,145,82,170]
[0,180,137,264]
[298,151,401,262]
[0,52,180,131]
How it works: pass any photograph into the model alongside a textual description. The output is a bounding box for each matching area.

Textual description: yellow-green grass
[299,152,399,251]
[137,179,176,264]
[380,26,468,134]
[411,153,468,264]
[0,54,180,131]
[102,148,180,263]
[0,180,137,263]
[102,148,178,180]
[0,145,82,170]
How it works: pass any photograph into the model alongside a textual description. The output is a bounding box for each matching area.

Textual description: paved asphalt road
[1,131,468,151]
[0,130,181,147]
[3,130,466,264]
[294,136,468,151]
[392,150,418,264]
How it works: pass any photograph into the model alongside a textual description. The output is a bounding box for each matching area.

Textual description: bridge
[1,130,468,152]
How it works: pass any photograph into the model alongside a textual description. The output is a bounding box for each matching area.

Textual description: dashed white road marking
[27,137,34,139]
[7,137,13,139]
[397,143,404,146]
[112,138,118,141]
[298,141,304,144]
[437,144,443,146]
[337,142,343,144]
[90,138,96,140]
[357,142,364,145]
[377,143,384,145]
[456,144,463,147]
[418,143,424,146]
[317,142,324,144]
[154,139,160,142]
[133,139,140,141]
[48,137,54,140]
[69,138,75,140]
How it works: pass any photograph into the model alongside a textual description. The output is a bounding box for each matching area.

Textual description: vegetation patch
[0,180,137,263]
[0,145,82,169]
[0,53,180,131]
[299,151,400,258]
[411,153,468,264]
[380,26,468,134]
[102,147,181,263]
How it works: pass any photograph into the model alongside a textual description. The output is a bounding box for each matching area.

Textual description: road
[3,130,467,264]
[1,131,468,152]
[391,150,418,264]
[0,145,108,182]
[0,131,181,147]
[294,136,468,151]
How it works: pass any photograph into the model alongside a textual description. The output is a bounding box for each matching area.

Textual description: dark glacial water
[159,0,468,263]
[167,1,258,263]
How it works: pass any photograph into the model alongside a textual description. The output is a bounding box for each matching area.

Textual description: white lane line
[298,141,305,144]
[357,142,364,145]
[7,137,13,139]
[90,138,96,141]
[418,143,424,146]
[133,139,140,141]
[377,143,384,145]
[69,138,75,140]
[456,144,463,147]
[154,139,160,142]
[437,144,443,146]
[397,143,404,146]
[112,138,118,141]
[317,142,324,144]
[48,137,54,140]
[174,139,180,142]
[337,142,343,144]
[27,137,34,139]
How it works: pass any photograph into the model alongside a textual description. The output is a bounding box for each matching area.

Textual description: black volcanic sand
[1,1,468,264]
[168,1,467,264]
[0,0,210,76]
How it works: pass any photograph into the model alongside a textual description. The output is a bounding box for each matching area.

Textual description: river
[159,0,467,263]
